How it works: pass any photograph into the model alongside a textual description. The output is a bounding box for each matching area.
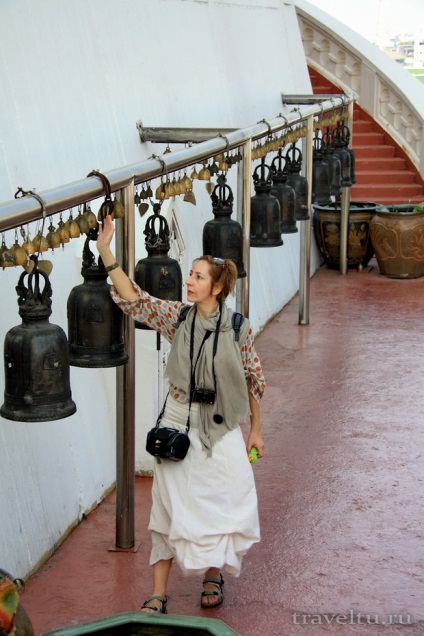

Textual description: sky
[305,0,424,42]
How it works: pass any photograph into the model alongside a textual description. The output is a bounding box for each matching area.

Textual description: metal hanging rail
[0,93,355,550]
[0,95,352,232]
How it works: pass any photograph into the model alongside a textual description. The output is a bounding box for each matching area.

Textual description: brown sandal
[201,574,224,608]
[140,595,168,614]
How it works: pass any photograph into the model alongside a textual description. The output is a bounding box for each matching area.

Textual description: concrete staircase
[309,67,424,205]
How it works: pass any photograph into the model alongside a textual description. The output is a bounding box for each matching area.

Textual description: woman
[97,214,265,614]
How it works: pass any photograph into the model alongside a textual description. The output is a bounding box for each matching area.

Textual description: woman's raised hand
[95,214,139,301]
[96,214,115,255]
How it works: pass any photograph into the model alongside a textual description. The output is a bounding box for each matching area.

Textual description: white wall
[0,0,315,579]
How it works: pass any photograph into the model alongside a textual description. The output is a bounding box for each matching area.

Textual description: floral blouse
[111,282,266,404]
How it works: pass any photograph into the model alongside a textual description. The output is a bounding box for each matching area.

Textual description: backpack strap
[231,312,244,342]
[177,304,191,327]
[177,304,244,341]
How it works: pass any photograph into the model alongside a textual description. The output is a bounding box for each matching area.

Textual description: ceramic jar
[369,204,424,278]
[312,201,378,269]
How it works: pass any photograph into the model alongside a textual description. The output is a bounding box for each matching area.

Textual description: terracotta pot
[370,204,424,278]
[313,201,378,269]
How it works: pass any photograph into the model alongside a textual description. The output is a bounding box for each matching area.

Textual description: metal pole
[340,102,353,276]
[339,100,354,275]
[298,115,314,325]
[339,188,350,275]
[237,140,252,318]
[115,181,136,548]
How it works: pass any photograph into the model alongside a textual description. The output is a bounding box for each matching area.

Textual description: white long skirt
[148,397,260,577]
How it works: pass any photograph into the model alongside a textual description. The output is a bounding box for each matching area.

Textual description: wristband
[105,262,120,272]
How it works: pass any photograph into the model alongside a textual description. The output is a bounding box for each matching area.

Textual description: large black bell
[134,208,182,330]
[203,175,246,277]
[250,159,283,247]
[322,130,342,197]
[284,144,309,221]
[1,259,76,422]
[312,133,332,205]
[270,150,298,234]
[67,230,128,367]
[332,122,352,188]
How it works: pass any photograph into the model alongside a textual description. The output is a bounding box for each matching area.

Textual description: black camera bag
[146,424,190,462]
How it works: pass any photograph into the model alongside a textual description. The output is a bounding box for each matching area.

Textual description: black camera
[191,387,216,404]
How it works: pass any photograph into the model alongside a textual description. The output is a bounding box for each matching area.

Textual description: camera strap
[187,304,222,428]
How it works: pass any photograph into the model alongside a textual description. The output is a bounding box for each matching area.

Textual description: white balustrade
[294,0,424,177]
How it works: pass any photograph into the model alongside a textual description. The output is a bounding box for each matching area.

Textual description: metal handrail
[0,95,353,232]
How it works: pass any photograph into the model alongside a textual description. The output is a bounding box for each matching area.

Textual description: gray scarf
[165,303,250,455]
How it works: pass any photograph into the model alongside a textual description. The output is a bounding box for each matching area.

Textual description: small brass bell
[46,223,61,250]
[113,195,125,219]
[1,258,76,422]
[10,240,27,267]
[155,182,166,201]
[167,178,176,198]
[32,231,49,253]
[82,203,98,231]
[0,237,14,268]
[22,237,35,256]
[198,163,211,181]
[75,206,90,234]
[183,190,196,205]
[57,217,71,244]
[183,173,193,190]
[65,210,81,239]
[209,161,219,176]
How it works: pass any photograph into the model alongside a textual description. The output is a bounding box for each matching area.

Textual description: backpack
[177,305,244,342]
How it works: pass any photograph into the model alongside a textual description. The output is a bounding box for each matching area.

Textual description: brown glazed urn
[369,204,424,278]
[313,201,378,269]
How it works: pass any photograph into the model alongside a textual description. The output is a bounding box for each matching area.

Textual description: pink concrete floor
[20,260,424,635]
